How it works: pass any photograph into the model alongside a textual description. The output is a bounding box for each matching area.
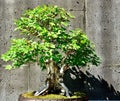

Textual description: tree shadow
[63,67,120,100]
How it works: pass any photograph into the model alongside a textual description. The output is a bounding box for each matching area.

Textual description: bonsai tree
[1,5,100,97]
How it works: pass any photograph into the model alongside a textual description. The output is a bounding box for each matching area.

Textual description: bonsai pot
[18,92,88,101]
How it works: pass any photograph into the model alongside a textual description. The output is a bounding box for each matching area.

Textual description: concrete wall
[87,0,120,71]
[0,0,120,100]
[86,0,120,99]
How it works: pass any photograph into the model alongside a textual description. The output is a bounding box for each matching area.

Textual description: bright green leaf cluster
[1,5,101,70]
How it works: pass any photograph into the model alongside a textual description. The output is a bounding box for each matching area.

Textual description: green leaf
[5,65,12,70]
[61,22,68,26]
[67,12,75,18]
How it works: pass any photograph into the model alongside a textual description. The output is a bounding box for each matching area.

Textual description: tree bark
[34,60,71,97]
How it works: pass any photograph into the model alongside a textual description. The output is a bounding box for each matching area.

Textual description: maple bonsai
[1,5,100,97]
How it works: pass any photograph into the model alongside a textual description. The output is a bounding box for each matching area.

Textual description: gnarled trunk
[34,60,71,97]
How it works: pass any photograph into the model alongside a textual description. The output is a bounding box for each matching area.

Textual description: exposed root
[34,83,49,96]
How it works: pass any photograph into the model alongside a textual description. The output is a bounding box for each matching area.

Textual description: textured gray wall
[0,0,120,101]
[85,0,120,99]
[86,0,120,92]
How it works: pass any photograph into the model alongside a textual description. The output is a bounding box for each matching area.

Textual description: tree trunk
[34,60,71,97]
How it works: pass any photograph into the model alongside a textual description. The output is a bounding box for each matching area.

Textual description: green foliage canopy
[1,5,100,70]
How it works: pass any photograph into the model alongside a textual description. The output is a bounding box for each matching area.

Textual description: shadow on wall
[63,67,120,100]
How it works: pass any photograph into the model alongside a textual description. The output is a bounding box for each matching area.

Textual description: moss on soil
[22,92,86,99]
